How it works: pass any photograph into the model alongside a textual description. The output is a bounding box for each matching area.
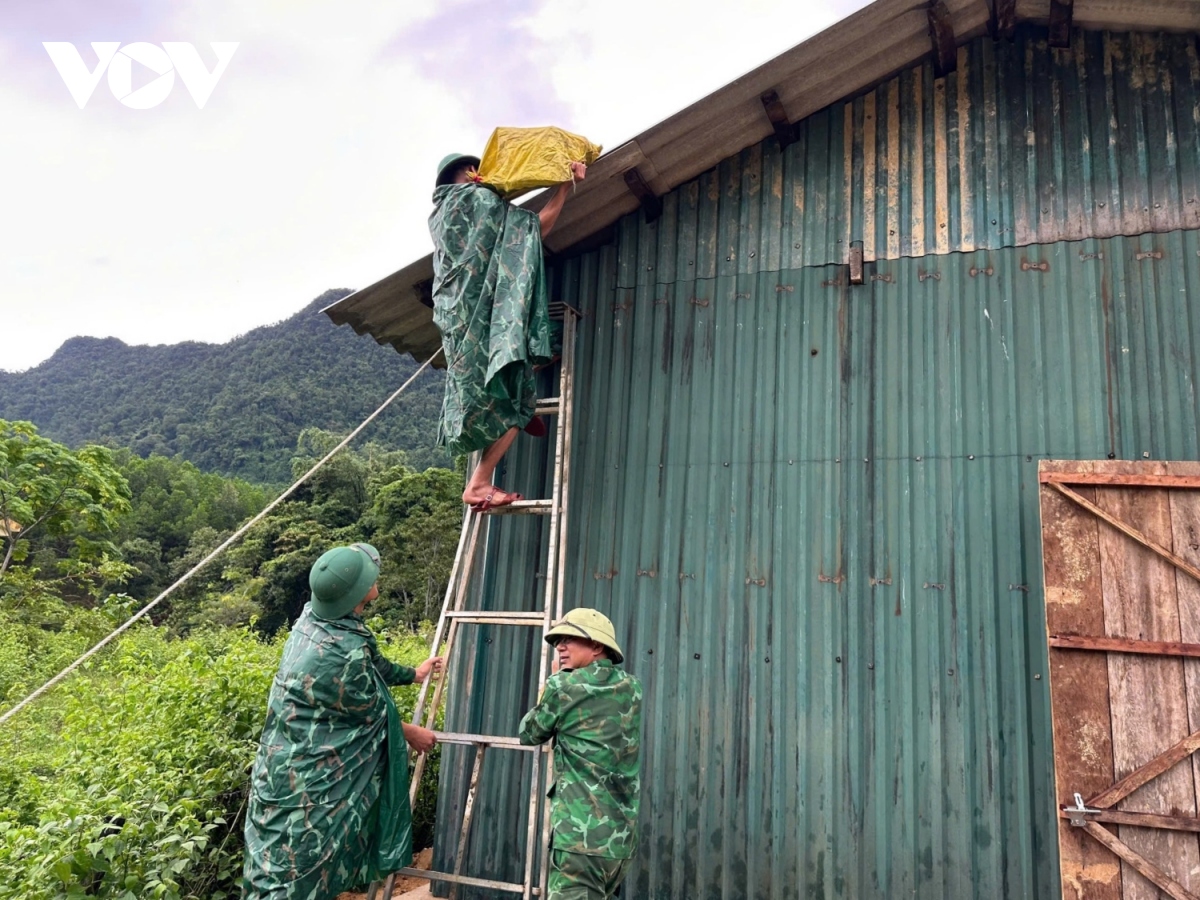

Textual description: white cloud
[0,0,871,372]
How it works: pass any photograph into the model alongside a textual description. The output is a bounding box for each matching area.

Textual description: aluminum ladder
[367,305,579,900]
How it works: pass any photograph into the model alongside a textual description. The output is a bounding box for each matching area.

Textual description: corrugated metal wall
[613,27,1200,281]
[431,27,1200,900]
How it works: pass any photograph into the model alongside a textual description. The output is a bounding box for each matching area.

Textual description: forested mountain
[0,289,448,482]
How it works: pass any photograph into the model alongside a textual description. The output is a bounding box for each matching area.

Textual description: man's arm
[518,682,562,745]
[538,162,587,239]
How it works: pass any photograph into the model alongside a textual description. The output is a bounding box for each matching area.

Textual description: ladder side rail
[449,743,488,900]
[410,509,477,727]
[538,309,579,900]
[522,310,577,900]
[409,513,485,805]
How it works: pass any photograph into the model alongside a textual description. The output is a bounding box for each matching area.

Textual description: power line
[0,349,443,729]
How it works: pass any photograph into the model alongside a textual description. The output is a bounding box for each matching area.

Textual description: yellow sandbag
[477,126,602,197]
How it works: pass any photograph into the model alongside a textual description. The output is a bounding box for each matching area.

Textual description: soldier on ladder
[428,151,587,511]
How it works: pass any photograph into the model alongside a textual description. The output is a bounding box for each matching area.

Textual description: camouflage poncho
[242,605,416,899]
[518,660,643,858]
[428,183,552,455]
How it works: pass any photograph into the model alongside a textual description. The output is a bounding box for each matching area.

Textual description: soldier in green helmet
[241,543,444,900]
[519,608,643,900]
[429,152,587,511]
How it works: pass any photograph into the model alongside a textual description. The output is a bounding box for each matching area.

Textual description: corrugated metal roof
[324,1,1200,363]
[434,226,1200,898]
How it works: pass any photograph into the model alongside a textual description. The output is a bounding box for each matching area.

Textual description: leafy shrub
[0,620,443,899]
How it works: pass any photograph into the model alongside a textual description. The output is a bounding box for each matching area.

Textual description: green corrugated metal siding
[616,27,1200,285]
[431,28,1200,900]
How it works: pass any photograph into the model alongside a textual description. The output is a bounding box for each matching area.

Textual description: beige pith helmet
[544,608,624,664]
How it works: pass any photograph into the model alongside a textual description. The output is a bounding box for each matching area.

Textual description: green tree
[0,420,131,585]
[368,466,464,627]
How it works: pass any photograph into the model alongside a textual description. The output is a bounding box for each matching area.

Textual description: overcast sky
[0,0,871,373]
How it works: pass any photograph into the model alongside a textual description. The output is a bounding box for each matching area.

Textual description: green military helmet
[436,152,481,186]
[309,543,381,620]
[545,608,624,664]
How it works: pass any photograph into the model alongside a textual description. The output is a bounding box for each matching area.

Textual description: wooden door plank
[1041,473,1200,488]
[1060,809,1200,833]
[1082,822,1200,900]
[1168,484,1200,874]
[1051,482,1200,587]
[1040,460,1121,900]
[1049,635,1200,658]
[1095,463,1200,898]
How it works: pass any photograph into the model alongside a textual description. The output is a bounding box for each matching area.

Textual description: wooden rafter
[1049,0,1074,49]
[1048,482,1200,587]
[622,168,662,224]
[760,89,799,150]
[990,0,1016,40]
[927,0,957,77]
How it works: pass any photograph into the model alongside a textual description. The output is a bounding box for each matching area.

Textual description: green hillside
[0,290,448,482]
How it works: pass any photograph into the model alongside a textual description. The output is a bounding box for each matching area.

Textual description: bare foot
[463,486,522,510]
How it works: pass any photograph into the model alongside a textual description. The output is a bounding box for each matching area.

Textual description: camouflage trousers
[547,850,631,900]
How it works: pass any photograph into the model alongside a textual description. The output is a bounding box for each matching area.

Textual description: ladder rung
[394,867,529,894]
[445,610,546,625]
[434,731,540,750]
[534,397,561,415]
[480,499,553,516]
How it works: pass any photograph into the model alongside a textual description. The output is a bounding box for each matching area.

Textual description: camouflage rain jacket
[428,183,552,455]
[242,605,416,900]
[518,660,643,858]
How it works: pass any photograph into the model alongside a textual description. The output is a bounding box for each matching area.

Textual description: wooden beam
[1049,0,1074,49]
[1087,729,1200,809]
[1048,482,1200,588]
[760,89,799,150]
[1050,634,1200,659]
[1082,821,1200,900]
[927,0,957,78]
[416,278,433,310]
[1060,808,1200,833]
[1040,472,1200,488]
[622,168,662,224]
[991,0,1017,40]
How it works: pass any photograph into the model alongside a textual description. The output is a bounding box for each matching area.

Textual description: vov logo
[43,42,239,109]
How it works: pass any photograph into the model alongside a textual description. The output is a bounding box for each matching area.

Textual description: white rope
[0,348,444,728]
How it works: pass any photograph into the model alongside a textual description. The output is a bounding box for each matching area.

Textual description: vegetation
[0,419,464,898]
[0,290,449,483]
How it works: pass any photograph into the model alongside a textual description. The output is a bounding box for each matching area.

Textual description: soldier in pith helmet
[519,608,642,900]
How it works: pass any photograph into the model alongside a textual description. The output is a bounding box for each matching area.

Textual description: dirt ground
[336,846,433,899]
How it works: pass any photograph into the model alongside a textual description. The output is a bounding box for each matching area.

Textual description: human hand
[403,723,438,754]
[415,656,444,682]
[568,161,587,182]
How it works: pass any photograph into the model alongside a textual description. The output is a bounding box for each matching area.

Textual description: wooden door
[1040,460,1200,900]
